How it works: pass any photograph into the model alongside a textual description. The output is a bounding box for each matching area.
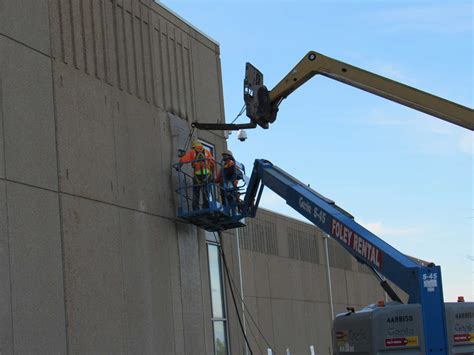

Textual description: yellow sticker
[406,336,419,346]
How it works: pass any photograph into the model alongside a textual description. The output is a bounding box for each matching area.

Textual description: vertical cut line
[57,0,66,63]
[157,24,166,109]
[110,0,120,88]
[187,36,197,122]
[181,40,189,120]
[80,0,88,73]
[173,28,180,116]
[121,2,130,93]
[139,6,148,102]
[99,0,109,83]
[0,79,6,178]
[46,0,71,347]
[3,183,15,354]
[90,0,98,78]
[68,0,77,68]
[166,24,174,112]
[131,3,139,97]
[148,14,157,106]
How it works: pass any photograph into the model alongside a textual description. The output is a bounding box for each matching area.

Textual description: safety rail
[173,158,246,231]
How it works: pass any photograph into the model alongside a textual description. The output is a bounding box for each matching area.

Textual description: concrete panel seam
[3,181,15,353]
[80,0,89,74]
[172,221,186,354]
[0,177,177,223]
[110,96,119,201]
[0,33,51,59]
[47,0,70,349]
[0,79,7,178]
[117,210,131,353]
[68,0,78,68]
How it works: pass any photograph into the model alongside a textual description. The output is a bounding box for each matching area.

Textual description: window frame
[206,232,230,355]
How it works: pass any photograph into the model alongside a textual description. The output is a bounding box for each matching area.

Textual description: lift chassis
[242,159,448,353]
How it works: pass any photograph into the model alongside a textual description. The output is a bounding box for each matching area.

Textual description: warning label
[335,330,348,340]
[454,333,474,343]
[385,336,419,347]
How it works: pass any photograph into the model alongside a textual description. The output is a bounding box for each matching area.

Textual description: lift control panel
[333,302,425,354]
[445,302,474,354]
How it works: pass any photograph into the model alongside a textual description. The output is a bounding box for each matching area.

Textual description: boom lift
[194,51,473,131]
[176,51,473,354]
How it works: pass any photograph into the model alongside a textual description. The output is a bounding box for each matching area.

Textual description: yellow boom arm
[244,51,473,130]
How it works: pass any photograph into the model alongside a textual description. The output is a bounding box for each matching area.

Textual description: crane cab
[173,159,246,232]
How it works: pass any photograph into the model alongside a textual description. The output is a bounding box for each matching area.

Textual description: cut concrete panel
[114,94,163,215]
[61,195,127,353]
[0,37,58,190]
[0,0,50,54]
[119,209,175,354]
[55,66,117,203]
[191,41,223,123]
[0,181,12,355]
[6,182,66,353]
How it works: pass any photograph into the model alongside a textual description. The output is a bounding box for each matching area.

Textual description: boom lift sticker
[453,333,474,343]
[385,336,419,347]
[330,219,383,268]
[422,272,438,292]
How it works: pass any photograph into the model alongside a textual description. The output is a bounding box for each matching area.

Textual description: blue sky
[164,1,473,301]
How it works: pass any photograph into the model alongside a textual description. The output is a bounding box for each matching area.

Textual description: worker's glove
[177,149,185,157]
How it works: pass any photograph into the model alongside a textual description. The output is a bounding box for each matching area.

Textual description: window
[206,232,229,355]
[199,139,215,157]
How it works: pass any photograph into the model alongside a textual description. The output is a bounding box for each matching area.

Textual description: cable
[216,232,274,353]
[230,104,247,124]
[215,235,254,355]
[223,255,274,351]
[183,126,196,152]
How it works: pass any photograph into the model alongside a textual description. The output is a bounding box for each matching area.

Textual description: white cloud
[358,220,424,237]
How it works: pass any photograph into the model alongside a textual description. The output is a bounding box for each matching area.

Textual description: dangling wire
[183,126,196,152]
[230,104,247,125]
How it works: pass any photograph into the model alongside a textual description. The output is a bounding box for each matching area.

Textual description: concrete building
[1,1,394,354]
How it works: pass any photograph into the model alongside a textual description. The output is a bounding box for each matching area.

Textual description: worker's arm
[179,150,195,163]
[245,51,473,130]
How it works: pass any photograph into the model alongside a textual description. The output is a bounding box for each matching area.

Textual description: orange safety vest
[179,147,215,176]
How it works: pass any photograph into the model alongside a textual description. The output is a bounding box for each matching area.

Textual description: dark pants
[192,175,211,210]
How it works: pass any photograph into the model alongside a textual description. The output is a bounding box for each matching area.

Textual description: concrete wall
[235,208,392,355]
[0,0,234,354]
[0,1,409,354]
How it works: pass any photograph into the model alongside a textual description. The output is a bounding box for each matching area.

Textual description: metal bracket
[191,121,257,131]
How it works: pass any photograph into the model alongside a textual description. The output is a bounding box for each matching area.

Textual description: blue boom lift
[176,51,474,354]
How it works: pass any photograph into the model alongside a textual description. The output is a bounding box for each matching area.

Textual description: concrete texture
[0,37,58,190]
[0,0,51,54]
[0,181,12,355]
[1,0,397,354]
[238,208,389,354]
[7,182,66,353]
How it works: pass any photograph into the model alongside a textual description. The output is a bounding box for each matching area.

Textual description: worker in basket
[215,150,244,210]
[179,140,215,210]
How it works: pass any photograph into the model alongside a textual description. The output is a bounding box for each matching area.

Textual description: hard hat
[192,140,203,149]
[222,149,233,157]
